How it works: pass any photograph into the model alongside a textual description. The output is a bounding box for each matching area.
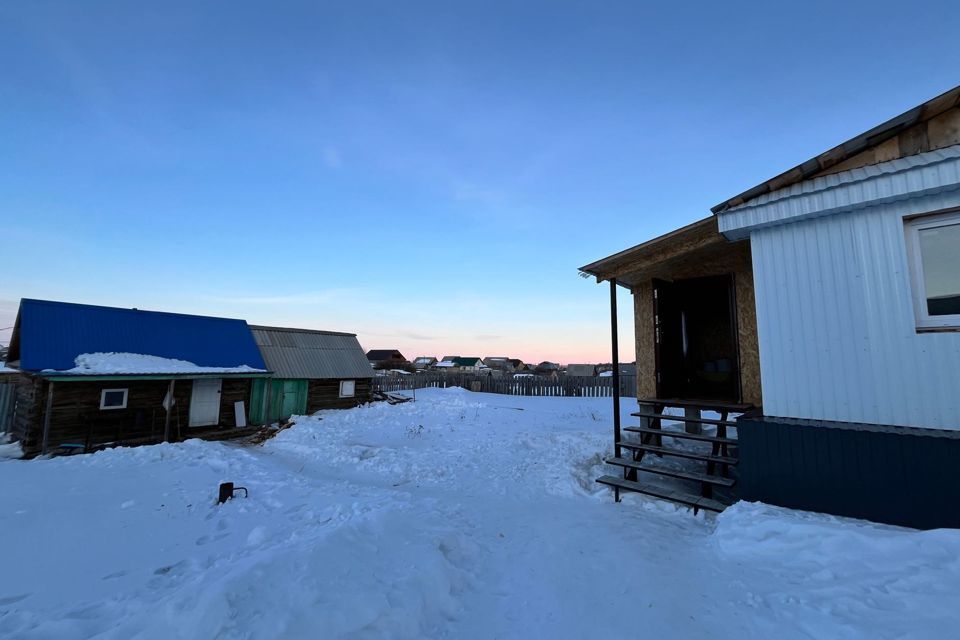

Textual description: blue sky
[2,1,959,363]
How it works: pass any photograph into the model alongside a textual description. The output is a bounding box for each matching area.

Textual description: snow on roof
[0,364,19,375]
[435,361,455,367]
[43,352,266,376]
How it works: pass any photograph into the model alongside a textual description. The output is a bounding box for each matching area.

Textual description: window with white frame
[100,388,129,410]
[339,380,356,398]
[905,211,960,329]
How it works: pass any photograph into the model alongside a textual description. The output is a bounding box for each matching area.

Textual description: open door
[653,278,683,399]
[653,275,740,402]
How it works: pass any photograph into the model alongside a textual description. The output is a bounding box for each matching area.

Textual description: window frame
[905,210,960,330]
[99,388,129,410]
[339,380,356,398]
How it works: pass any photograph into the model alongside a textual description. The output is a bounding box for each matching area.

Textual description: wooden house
[565,364,598,377]
[366,349,408,369]
[249,325,373,423]
[4,299,269,457]
[580,84,960,528]
[412,356,438,370]
[534,361,560,378]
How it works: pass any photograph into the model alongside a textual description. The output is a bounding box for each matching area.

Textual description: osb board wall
[734,263,762,407]
[629,242,762,407]
[633,281,656,399]
[817,107,960,177]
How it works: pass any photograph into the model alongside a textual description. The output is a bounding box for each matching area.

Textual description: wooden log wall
[8,374,43,450]
[17,376,255,457]
[371,373,637,398]
[306,379,373,413]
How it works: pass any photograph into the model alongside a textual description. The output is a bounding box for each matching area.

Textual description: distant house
[534,361,560,377]
[412,356,438,370]
[566,364,597,377]
[4,299,269,457]
[366,349,408,369]
[483,357,520,373]
[250,326,373,423]
[453,357,486,372]
[596,363,637,377]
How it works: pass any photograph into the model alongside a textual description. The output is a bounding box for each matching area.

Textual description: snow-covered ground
[1,388,958,639]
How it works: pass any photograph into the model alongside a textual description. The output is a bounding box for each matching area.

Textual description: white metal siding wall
[752,193,960,429]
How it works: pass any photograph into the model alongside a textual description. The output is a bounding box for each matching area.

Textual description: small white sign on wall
[234,401,247,428]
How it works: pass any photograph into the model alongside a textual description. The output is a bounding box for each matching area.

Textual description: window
[339,380,356,398]
[906,211,960,329]
[100,388,129,410]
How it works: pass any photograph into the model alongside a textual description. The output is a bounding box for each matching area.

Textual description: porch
[579,216,759,510]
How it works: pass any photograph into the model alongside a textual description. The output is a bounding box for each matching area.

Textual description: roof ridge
[249,324,356,337]
[21,298,248,324]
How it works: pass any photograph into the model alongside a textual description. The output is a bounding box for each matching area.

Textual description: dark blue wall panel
[738,415,960,530]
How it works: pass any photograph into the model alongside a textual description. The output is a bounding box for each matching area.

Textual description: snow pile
[47,352,265,375]
[0,388,958,639]
[713,501,960,638]
[0,441,23,460]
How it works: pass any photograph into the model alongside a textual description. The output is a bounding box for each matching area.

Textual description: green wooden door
[250,379,308,424]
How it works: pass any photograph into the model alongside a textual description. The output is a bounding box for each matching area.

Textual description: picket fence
[372,373,637,398]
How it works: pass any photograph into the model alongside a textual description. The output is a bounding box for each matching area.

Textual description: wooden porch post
[163,379,176,442]
[41,381,55,456]
[611,279,621,459]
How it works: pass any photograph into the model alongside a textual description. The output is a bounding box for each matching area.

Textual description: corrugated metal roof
[251,326,374,379]
[9,299,266,372]
[718,145,960,239]
[712,84,960,213]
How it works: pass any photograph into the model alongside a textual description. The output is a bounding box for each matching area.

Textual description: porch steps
[630,411,739,429]
[596,475,727,513]
[623,425,737,446]
[637,397,754,413]
[599,398,754,513]
[604,456,735,487]
[616,441,738,466]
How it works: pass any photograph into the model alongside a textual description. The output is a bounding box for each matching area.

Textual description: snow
[45,352,266,375]
[1,388,957,639]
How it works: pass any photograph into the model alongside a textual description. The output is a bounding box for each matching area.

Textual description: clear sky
[2,1,959,364]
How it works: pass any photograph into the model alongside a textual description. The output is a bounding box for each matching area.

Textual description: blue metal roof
[10,299,267,372]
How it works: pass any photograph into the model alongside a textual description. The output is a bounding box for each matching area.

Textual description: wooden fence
[372,373,637,398]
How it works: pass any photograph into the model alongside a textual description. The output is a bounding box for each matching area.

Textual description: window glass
[918,221,960,316]
[339,380,356,398]
[100,389,128,409]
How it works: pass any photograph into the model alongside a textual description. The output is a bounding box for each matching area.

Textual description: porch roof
[579,217,747,288]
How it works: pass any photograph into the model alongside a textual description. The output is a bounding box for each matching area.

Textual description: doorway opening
[654,274,740,402]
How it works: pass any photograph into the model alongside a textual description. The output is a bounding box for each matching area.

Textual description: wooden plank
[616,441,738,465]
[630,411,739,427]
[623,426,737,445]
[636,397,753,413]
[596,475,727,512]
[604,456,736,487]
